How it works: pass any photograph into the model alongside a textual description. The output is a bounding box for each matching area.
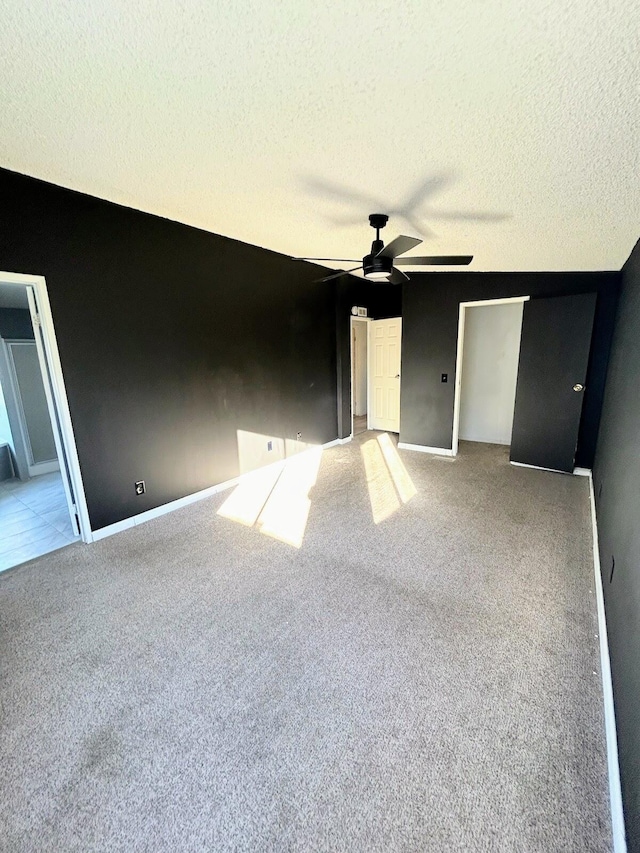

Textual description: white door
[369,317,402,432]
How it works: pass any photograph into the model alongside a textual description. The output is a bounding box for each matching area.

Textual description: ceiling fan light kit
[363,257,393,280]
[294,213,473,283]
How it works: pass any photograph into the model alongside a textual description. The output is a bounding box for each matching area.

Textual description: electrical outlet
[267,440,273,451]
[297,432,302,441]
[441,373,448,383]
[135,480,145,496]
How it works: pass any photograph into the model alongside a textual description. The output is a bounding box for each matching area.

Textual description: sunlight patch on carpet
[217,446,322,548]
[362,434,416,524]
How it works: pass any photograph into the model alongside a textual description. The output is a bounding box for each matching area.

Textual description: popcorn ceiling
[0,0,638,271]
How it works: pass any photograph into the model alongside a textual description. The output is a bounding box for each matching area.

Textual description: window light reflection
[377,432,417,504]
[217,446,322,549]
[361,434,417,524]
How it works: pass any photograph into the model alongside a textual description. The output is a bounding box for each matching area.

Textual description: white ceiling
[1,0,638,273]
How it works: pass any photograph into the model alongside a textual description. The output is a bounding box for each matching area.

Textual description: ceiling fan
[293,214,472,283]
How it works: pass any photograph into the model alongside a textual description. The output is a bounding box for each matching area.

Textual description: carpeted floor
[0,436,611,852]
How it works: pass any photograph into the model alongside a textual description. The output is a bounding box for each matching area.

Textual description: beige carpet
[0,436,612,852]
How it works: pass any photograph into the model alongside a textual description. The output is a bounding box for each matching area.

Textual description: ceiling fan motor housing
[363,248,393,280]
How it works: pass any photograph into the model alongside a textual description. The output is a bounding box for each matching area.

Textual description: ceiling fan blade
[316,267,363,283]
[388,267,410,284]
[394,255,473,266]
[292,257,360,262]
[377,235,422,260]
[396,213,436,239]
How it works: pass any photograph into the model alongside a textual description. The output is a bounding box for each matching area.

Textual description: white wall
[353,320,367,416]
[0,376,15,451]
[459,301,524,445]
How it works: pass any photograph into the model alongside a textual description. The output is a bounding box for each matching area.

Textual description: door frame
[0,271,91,542]
[451,295,530,457]
[350,316,370,436]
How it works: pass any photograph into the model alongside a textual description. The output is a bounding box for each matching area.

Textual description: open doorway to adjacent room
[350,316,369,436]
[452,297,529,455]
[0,273,90,572]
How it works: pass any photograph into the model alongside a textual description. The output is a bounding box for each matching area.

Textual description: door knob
[573,383,584,392]
[395,374,400,378]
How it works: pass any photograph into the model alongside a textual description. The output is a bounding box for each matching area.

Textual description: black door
[510,293,596,472]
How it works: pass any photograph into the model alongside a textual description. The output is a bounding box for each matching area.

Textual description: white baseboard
[28,460,60,476]
[397,442,454,457]
[90,435,346,542]
[510,461,593,477]
[324,436,352,447]
[90,518,135,541]
[90,475,241,541]
[510,460,566,474]
[588,473,627,853]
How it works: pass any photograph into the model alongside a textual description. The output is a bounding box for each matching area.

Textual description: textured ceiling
[1,0,638,272]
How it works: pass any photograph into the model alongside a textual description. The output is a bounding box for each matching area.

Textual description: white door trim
[0,271,91,542]
[452,295,530,456]
[350,316,370,437]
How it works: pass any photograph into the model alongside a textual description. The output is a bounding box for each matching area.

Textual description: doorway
[350,317,369,435]
[452,293,596,473]
[452,297,529,455]
[368,317,402,433]
[0,273,90,572]
[2,340,60,477]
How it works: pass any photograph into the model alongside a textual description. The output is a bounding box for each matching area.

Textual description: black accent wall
[400,271,621,467]
[0,168,372,529]
[593,239,640,851]
[0,165,623,535]
[0,308,34,339]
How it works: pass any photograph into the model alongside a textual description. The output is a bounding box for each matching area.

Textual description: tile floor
[0,471,78,572]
